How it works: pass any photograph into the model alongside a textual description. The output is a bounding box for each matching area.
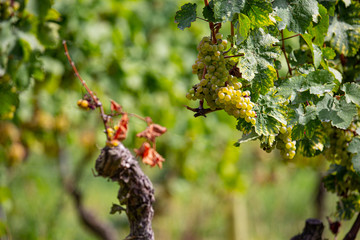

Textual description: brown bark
[95,144,155,240]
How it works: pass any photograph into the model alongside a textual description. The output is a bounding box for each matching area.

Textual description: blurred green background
[0,0,347,239]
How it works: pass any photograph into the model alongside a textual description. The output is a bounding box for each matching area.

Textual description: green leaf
[237,28,280,82]
[341,83,360,106]
[348,137,360,173]
[257,92,288,125]
[301,69,336,95]
[236,118,253,134]
[235,13,251,44]
[243,0,273,28]
[251,65,277,101]
[26,0,53,20]
[307,4,329,45]
[325,2,360,57]
[273,0,319,33]
[316,94,357,129]
[214,0,245,22]
[0,83,19,119]
[254,112,281,136]
[276,75,306,101]
[322,47,336,60]
[202,1,216,22]
[297,129,326,157]
[175,3,197,30]
[37,22,60,48]
[301,34,322,69]
[235,131,259,146]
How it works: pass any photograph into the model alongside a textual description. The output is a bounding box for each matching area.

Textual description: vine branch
[280,30,293,76]
[63,40,110,139]
[343,213,360,240]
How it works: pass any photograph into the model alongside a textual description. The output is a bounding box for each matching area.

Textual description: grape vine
[176,0,360,238]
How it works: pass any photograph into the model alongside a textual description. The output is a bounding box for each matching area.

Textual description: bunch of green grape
[186,34,256,125]
[276,125,296,160]
[324,122,359,171]
[0,1,20,20]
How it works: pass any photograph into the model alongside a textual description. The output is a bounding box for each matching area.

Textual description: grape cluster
[324,122,359,170]
[277,125,296,159]
[0,1,20,20]
[186,34,256,125]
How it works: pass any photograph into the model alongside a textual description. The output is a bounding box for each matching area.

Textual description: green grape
[186,36,257,125]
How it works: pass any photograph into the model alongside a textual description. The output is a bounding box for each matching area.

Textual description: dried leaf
[110,100,123,113]
[134,142,165,169]
[114,113,128,141]
[136,124,167,143]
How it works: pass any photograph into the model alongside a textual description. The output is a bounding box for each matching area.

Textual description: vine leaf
[273,0,319,33]
[214,0,245,22]
[316,94,357,129]
[237,28,280,82]
[304,70,335,95]
[348,137,360,173]
[307,4,329,46]
[175,3,197,30]
[251,65,277,101]
[243,0,273,28]
[297,129,326,157]
[202,0,217,22]
[26,0,52,20]
[235,13,251,44]
[325,2,360,57]
[341,82,360,106]
[302,34,322,69]
[235,131,259,146]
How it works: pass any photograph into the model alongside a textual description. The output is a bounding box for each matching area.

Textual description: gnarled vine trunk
[95,144,155,240]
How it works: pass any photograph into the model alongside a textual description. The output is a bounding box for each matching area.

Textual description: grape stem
[185,105,221,118]
[196,17,208,22]
[224,54,244,59]
[280,30,293,76]
[203,0,217,44]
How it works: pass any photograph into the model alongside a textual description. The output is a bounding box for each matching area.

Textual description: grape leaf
[273,0,319,33]
[0,83,19,119]
[297,129,326,157]
[325,2,360,57]
[202,1,216,22]
[276,75,306,101]
[300,69,336,95]
[341,83,360,106]
[175,3,197,30]
[235,13,251,44]
[235,131,259,146]
[348,137,360,173]
[214,0,245,22]
[237,28,280,82]
[302,34,322,69]
[316,94,357,129]
[257,92,288,126]
[307,4,329,45]
[26,0,53,20]
[251,65,277,101]
[236,118,253,134]
[254,112,281,136]
[243,0,273,28]
[322,47,336,60]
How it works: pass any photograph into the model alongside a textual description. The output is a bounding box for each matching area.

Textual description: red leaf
[136,124,167,143]
[114,113,129,141]
[111,100,123,113]
[134,142,165,169]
